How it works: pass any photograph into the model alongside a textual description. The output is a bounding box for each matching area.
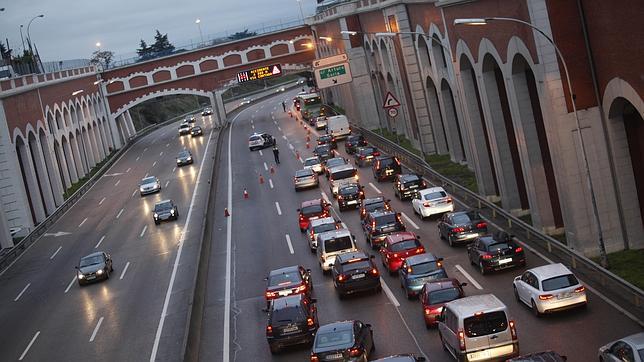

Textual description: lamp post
[454,17,608,267]
[19,25,26,53]
[26,14,44,55]
[195,19,204,44]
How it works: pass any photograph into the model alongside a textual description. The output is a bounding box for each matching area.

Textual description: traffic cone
[295,150,300,160]
[243,188,249,199]
[270,165,275,174]
[306,135,310,142]
[306,142,310,149]
[259,174,264,184]
[224,208,230,217]
[307,129,311,135]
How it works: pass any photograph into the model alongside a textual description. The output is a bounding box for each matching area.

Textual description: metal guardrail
[354,124,644,324]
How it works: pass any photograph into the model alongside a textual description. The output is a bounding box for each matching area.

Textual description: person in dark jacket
[272,145,280,164]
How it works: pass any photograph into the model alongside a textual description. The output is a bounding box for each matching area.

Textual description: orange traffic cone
[306,142,310,149]
[243,188,249,199]
[289,111,293,118]
[306,135,310,142]
[224,208,230,217]
[259,174,264,184]
[270,165,275,174]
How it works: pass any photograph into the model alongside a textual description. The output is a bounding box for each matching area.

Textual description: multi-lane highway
[198,88,642,361]
[0,112,218,361]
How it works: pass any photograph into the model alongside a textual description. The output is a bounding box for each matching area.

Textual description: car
[264,265,313,307]
[176,149,194,166]
[240,97,251,106]
[372,355,426,362]
[438,210,488,246]
[363,210,406,249]
[328,164,359,196]
[139,176,161,196]
[379,232,425,274]
[298,199,330,232]
[266,294,318,354]
[419,278,466,327]
[294,168,320,191]
[507,351,568,361]
[345,134,368,154]
[411,186,454,218]
[372,155,402,182]
[248,132,276,151]
[337,183,364,211]
[310,320,375,362]
[186,115,196,124]
[153,199,178,225]
[313,144,335,162]
[178,122,192,135]
[467,232,526,275]
[303,156,323,174]
[394,174,427,201]
[201,107,213,116]
[331,251,381,298]
[513,263,587,317]
[316,229,359,273]
[317,134,337,149]
[307,216,339,252]
[598,332,644,362]
[359,196,392,221]
[315,116,328,130]
[190,125,203,137]
[76,251,113,286]
[323,157,348,178]
[401,254,450,299]
[354,146,380,167]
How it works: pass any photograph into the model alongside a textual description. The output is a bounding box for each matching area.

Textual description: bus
[298,93,322,121]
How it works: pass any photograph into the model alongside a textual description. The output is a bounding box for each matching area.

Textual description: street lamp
[195,18,204,44]
[96,42,101,49]
[26,14,44,52]
[19,25,26,53]
[71,90,84,96]
[319,36,333,42]
[455,17,609,267]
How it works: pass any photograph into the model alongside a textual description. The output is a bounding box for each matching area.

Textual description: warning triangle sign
[272,65,282,75]
[382,92,401,109]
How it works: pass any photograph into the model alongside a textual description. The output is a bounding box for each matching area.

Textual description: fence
[354,124,644,325]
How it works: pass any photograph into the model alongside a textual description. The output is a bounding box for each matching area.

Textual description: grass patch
[374,128,421,157]
[518,214,533,226]
[592,249,644,290]
[425,154,478,193]
[329,104,346,115]
[63,152,115,200]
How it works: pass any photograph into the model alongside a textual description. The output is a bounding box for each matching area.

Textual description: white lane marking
[132,189,137,198]
[140,225,148,238]
[136,156,140,161]
[159,151,164,156]
[166,143,170,148]
[380,278,400,307]
[251,124,255,129]
[288,144,294,150]
[282,135,287,140]
[277,126,281,131]
[116,208,124,219]
[120,262,130,280]
[126,167,131,173]
[18,331,40,361]
[95,235,106,249]
[143,147,148,152]
[99,197,105,205]
[145,173,149,178]
[275,202,282,215]
[14,283,31,301]
[151,126,215,362]
[64,276,76,293]
[259,150,263,156]
[401,212,420,230]
[152,161,157,167]
[455,264,483,290]
[321,191,330,203]
[285,234,294,254]
[78,218,88,228]
[269,179,274,189]
[89,316,104,342]
[165,180,170,188]
[369,182,382,194]
[50,246,62,260]
[114,180,121,187]
[172,166,176,173]
[263,162,268,171]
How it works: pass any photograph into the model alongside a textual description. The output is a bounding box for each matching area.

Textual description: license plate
[498,258,512,265]
[278,290,291,296]
[352,273,365,279]
[409,185,418,189]
[347,200,357,205]
[383,226,396,232]
[557,292,572,299]
[283,326,299,333]
[385,170,394,175]
[366,155,373,159]
[326,353,343,360]
[86,275,96,280]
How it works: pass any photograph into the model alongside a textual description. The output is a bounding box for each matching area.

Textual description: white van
[437,294,519,361]
[328,164,359,196]
[326,115,351,139]
[316,229,358,272]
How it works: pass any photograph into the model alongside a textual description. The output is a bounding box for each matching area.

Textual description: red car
[264,265,313,308]
[379,232,425,273]
[420,278,466,328]
[298,199,330,232]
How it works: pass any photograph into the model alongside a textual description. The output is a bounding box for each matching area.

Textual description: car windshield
[154,202,172,212]
[342,260,371,271]
[315,328,353,349]
[403,178,421,187]
[451,212,477,224]
[192,126,201,131]
[268,272,301,287]
[340,186,359,195]
[80,255,103,267]
[271,305,306,324]
[331,169,356,180]
[390,239,420,252]
[249,135,261,141]
[304,158,319,166]
[365,201,385,212]
[347,136,361,143]
[542,274,579,291]
[375,214,397,225]
[296,169,313,177]
[324,235,353,253]
[464,311,508,337]
[359,147,376,155]
[423,191,446,200]
[379,157,395,166]
[302,204,323,215]
[410,261,439,274]
[319,135,332,142]
[178,151,190,157]
[316,145,330,153]
[428,287,460,304]
[488,243,510,252]
[180,124,190,129]
[141,177,156,185]
[313,223,336,234]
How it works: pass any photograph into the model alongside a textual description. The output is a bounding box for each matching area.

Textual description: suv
[332,251,381,298]
[393,174,426,200]
[329,164,359,196]
[264,265,313,306]
[359,197,392,221]
[372,155,402,182]
[316,229,359,273]
[298,199,330,232]
[248,132,276,151]
[437,294,519,361]
[307,217,339,252]
[438,211,488,246]
[467,232,526,275]
[363,211,406,249]
[313,144,335,162]
[345,134,368,154]
[266,294,319,354]
[354,146,380,167]
[317,134,337,149]
[337,183,364,211]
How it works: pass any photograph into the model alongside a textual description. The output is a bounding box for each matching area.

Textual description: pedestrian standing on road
[282,101,286,112]
[272,145,280,164]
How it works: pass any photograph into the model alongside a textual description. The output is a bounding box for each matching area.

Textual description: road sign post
[313,54,353,89]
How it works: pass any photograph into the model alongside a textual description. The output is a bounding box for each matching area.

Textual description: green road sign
[319,64,347,80]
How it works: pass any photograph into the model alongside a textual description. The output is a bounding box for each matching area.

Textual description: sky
[0,0,317,62]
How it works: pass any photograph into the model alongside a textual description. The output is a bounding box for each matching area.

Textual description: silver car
[315,116,327,130]
[140,176,161,196]
[303,156,323,174]
[599,332,644,362]
[294,168,319,191]
[513,263,587,316]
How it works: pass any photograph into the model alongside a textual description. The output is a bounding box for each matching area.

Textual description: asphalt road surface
[198,88,642,362]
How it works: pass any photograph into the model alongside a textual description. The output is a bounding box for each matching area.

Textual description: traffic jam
[247,89,639,362]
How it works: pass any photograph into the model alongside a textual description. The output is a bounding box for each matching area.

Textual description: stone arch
[129,75,148,88]
[199,59,218,72]
[81,126,96,168]
[417,36,432,76]
[38,127,63,206]
[425,76,448,154]
[92,121,106,159]
[112,88,212,120]
[246,48,266,62]
[378,39,392,75]
[87,124,100,165]
[270,43,289,57]
[46,110,56,134]
[222,54,242,67]
[69,132,85,178]
[152,70,171,83]
[176,64,195,77]
[440,79,466,163]
[15,135,46,224]
[54,108,63,131]
[27,130,55,215]
[60,135,78,183]
[430,33,447,69]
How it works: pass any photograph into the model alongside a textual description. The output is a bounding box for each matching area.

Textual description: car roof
[528,263,574,280]
[478,236,506,245]
[336,251,369,264]
[399,174,420,181]
[370,210,396,218]
[423,278,461,293]
[154,199,173,206]
[446,294,507,316]
[621,332,644,348]
[419,186,445,194]
[271,294,307,310]
[375,155,395,160]
[386,232,417,243]
[268,265,300,276]
[318,134,333,138]
[81,251,104,259]
[317,320,354,333]
[317,228,351,240]
[363,197,385,205]
[330,164,356,173]
[141,176,157,182]
[372,355,418,362]
[301,199,323,207]
[295,168,313,176]
[406,253,439,265]
[339,183,360,190]
[304,156,320,162]
[310,217,335,227]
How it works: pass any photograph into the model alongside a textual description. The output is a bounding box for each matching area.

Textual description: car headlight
[154,213,159,218]
[78,273,84,280]
[170,209,175,215]
[140,187,145,192]
[97,269,104,275]
[187,157,192,161]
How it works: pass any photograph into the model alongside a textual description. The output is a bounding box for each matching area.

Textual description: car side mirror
[306,268,312,274]
[74,266,79,270]
[296,208,301,212]
[437,257,443,262]
[365,323,372,328]
[396,212,402,217]
[386,199,392,203]
[416,236,421,240]
[263,277,268,281]
[460,282,468,287]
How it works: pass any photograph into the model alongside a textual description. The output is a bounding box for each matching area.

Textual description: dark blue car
[399,253,447,299]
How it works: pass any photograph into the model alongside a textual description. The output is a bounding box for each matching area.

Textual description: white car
[140,176,161,196]
[306,216,337,251]
[248,133,276,151]
[303,156,323,174]
[178,123,192,136]
[513,263,587,316]
[315,116,328,130]
[599,332,644,362]
[411,187,454,219]
[239,98,251,106]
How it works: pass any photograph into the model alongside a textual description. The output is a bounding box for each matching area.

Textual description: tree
[0,40,12,61]
[90,50,114,70]
[137,39,152,60]
[229,29,257,40]
[151,30,174,54]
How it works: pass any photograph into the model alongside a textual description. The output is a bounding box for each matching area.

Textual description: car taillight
[393,253,399,258]
[458,329,466,351]
[310,229,315,238]
[265,291,277,299]
[349,347,362,357]
[539,294,554,300]
[424,307,431,315]
[373,152,380,156]
[452,227,465,233]
[338,195,343,200]
[266,325,273,336]
[437,260,443,268]
[514,247,523,253]
[354,174,359,181]
[295,284,307,293]
[476,222,487,229]
[446,197,453,203]
[310,355,319,362]
[574,285,585,293]
[307,317,315,326]
[416,247,424,254]
[395,158,401,165]
[360,155,365,159]
[482,254,493,260]
[337,274,347,282]
[371,221,376,230]
[370,268,379,277]
[299,214,305,221]
[509,320,518,340]
[423,202,432,207]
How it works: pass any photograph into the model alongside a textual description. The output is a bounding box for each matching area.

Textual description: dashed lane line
[369,182,382,194]
[140,225,147,238]
[165,180,170,188]
[120,262,130,280]
[264,162,268,171]
[114,180,120,187]
[401,212,420,230]
[380,278,400,307]
[136,156,140,161]
[269,179,274,189]
[159,151,164,156]
[18,331,40,361]
[275,202,282,215]
[14,283,31,301]
[95,235,106,249]
[455,264,483,290]
[126,167,131,173]
[172,166,176,173]
[285,234,294,254]
[64,277,76,293]
[99,197,105,205]
[116,209,124,219]
[259,150,263,156]
[152,161,157,167]
[50,246,62,260]
[78,218,88,228]
[131,190,137,198]
[89,316,104,342]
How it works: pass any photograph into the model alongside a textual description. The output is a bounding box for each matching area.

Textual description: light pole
[195,19,204,44]
[19,25,26,53]
[296,0,305,22]
[454,17,608,267]
[26,14,44,55]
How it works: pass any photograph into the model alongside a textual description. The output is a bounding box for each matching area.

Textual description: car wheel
[407,291,414,300]
[439,332,448,352]
[105,269,110,279]
[300,228,306,233]
[154,220,160,225]
[448,235,454,247]
[479,261,486,275]
[310,247,316,253]
[531,300,542,317]
[269,344,280,354]
[438,229,445,240]
[514,286,520,302]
